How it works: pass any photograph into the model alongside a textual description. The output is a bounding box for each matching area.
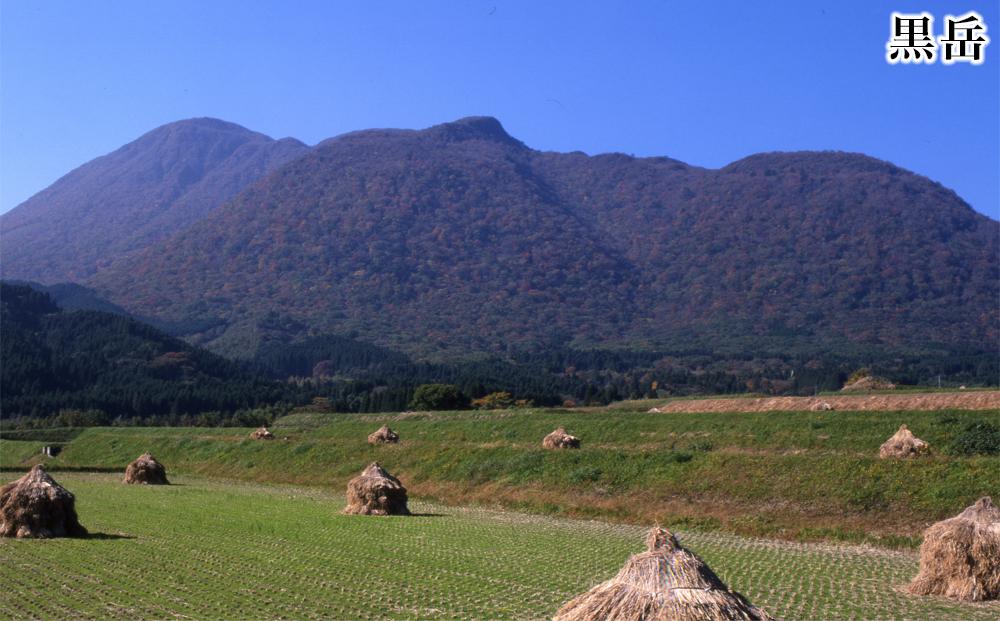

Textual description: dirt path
[650,390,1000,413]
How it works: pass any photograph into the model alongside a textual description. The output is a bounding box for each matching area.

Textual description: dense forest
[3,283,994,428]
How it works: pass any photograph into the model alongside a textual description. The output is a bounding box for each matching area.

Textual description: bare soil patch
[650,391,1000,414]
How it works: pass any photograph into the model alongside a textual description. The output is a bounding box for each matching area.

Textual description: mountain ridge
[4,116,996,361]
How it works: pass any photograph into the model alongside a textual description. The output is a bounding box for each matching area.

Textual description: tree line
[2,283,995,428]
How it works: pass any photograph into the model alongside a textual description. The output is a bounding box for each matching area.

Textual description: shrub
[689,440,714,452]
[950,421,1000,456]
[472,391,514,410]
[409,384,469,411]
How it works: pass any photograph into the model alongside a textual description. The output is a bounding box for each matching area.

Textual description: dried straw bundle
[368,425,400,445]
[123,452,169,484]
[554,527,773,621]
[250,426,275,440]
[879,424,929,459]
[0,465,88,538]
[543,427,581,450]
[908,497,1000,601]
[343,462,410,516]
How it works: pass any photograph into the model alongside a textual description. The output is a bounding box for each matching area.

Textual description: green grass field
[1,473,996,620]
[3,406,998,546]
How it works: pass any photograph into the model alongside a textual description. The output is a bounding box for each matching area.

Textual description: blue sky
[2,1,997,218]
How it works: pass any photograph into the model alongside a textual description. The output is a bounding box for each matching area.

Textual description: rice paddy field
[1,472,997,621]
[2,402,998,619]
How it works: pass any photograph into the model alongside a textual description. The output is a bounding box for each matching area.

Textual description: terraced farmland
[1,473,997,620]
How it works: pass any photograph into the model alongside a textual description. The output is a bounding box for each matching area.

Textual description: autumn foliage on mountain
[3,117,996,363]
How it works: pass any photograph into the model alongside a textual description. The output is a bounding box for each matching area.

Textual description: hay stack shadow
[123,452,169,484]
[543,427,580,450]
[343,462,410,516]
[907,496,1000,601]
[554,527,774,621]
[249,426,275,440]
[368,425,400,445]
[0,465,88,538]
[879,424,929,458]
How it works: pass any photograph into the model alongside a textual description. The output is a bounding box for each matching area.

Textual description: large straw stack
[0,465,88,538]
[543,427,580,450]
[343,462,410,516]
[123,452,169,484]
[907,497,1000,601]
[879,424,929,458]
[554,527,773,621]
[250,426,275,440]
[368,425,400,445]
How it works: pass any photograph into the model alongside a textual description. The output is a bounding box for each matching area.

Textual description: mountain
[532,149,998,351]
[0,118,309,283]
[7,116,998,363]
[92,117,645,357]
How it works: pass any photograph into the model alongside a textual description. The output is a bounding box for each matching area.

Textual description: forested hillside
[79,117,998,361]
[3,116,996,384]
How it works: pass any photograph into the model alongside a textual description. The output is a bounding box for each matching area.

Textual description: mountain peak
[427,116,524,147]
[160,117,256,133]
[140,117,274,144]
[721,150,902,177]
[1,117,310,283]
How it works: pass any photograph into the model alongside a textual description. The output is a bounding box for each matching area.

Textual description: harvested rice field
[1,473,996,620]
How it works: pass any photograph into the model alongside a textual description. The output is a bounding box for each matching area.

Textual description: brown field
[649,391,1000,414]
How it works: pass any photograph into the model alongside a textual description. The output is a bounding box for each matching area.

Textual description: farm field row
[1,473,997,620]
[2,406,998,547]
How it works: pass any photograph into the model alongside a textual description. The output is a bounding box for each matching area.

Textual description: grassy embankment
[2,405,997,547]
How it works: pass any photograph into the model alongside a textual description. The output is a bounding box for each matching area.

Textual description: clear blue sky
[2,0,998,218]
